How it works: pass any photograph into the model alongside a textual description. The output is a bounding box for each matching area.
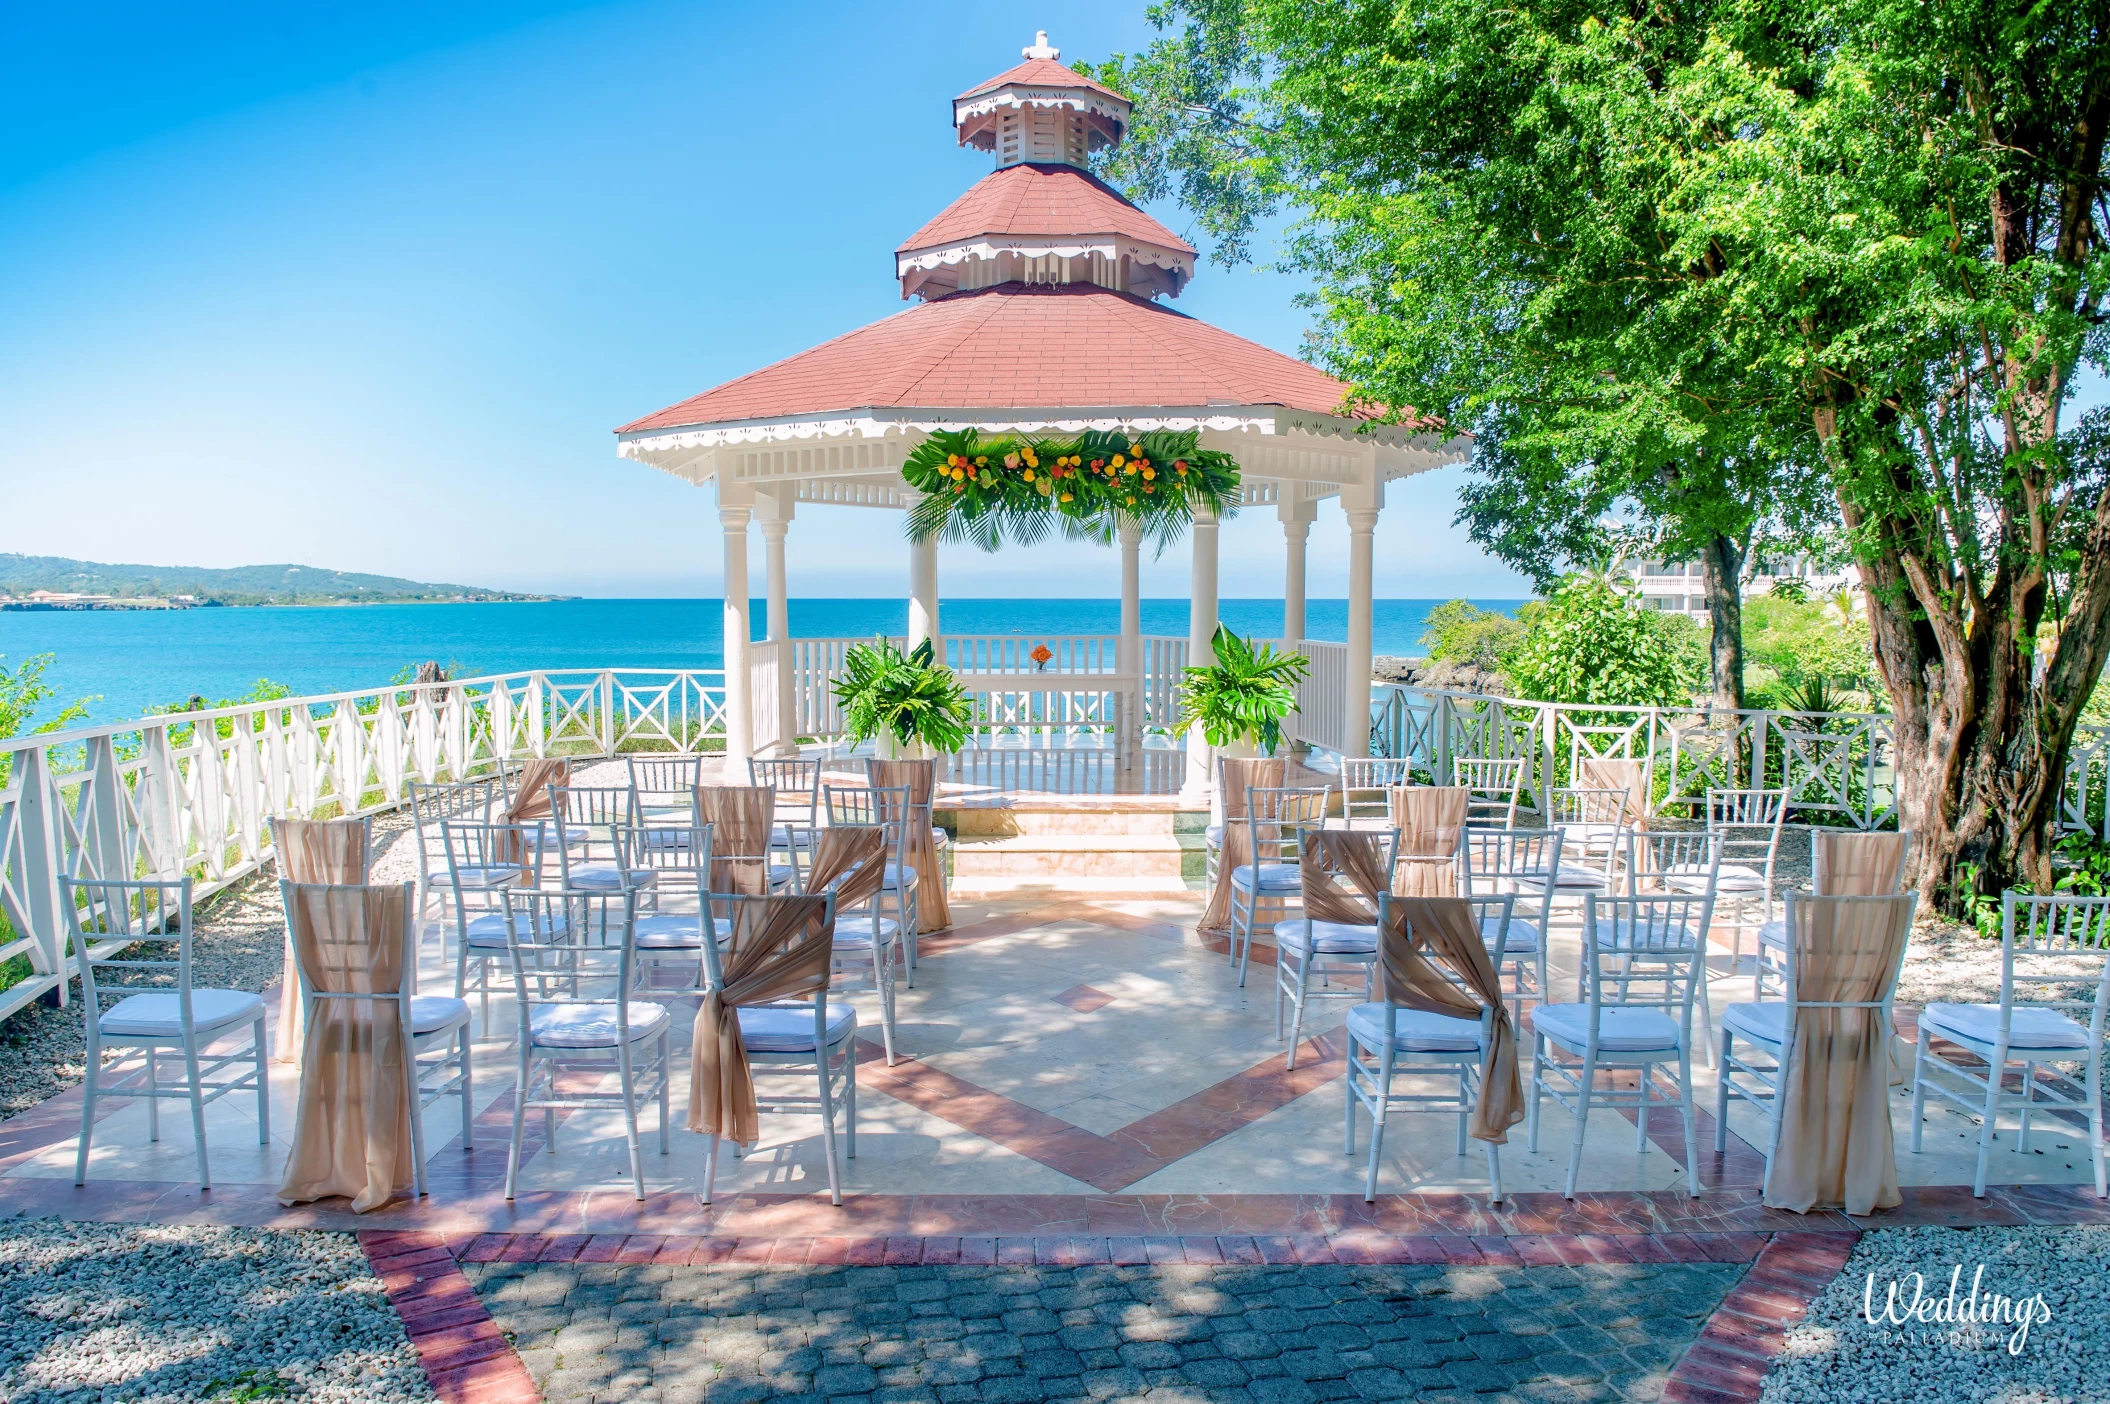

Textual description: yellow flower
[1023,469,1036,482]
[1141,467,1155,481]
[1110,454,1125,468]
[1128,441,1141,453]
[946,454,961,467]
[1059,492,1073,503]
[1124,462,1138,476]
[975,456,987,467]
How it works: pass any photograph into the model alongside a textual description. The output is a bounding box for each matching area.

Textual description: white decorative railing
[1369,684,2110,839]
[1282,639,1351,754]
[0,668,727,1024]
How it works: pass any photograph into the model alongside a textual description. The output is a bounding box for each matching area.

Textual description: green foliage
[0,653,90,744]
[150,679,293,744]
[2053,833,2110,900]
[1741,594,1876,709]
[831,638,972,754]
[1175,626,1311,752]
[1417,601,1522,673]
[901,428,1240,554]
[1502,578,1701,709]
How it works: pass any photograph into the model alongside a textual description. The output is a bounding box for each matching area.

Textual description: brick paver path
[463,1258,1744,1403]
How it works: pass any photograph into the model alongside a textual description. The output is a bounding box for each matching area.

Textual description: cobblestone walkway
[463,1258,1744,1403]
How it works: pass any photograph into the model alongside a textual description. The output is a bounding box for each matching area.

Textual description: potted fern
[1174,626,1311,757]
[833,636,973,759]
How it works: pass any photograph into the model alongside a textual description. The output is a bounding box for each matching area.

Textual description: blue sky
[0,0,1535,600]
[17,5,2094,604]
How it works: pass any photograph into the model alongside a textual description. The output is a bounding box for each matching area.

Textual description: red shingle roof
[896,164,1192,256]
[956,57,1126,103]
[616,284,1355,434]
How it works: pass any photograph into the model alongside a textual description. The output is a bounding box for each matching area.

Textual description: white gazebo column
[756,486,796,754]
[1280,498,1313,644]
[718,485,754,770]
[1181,503,1221,802]
[1341,484,1383,760]
[1118,521,1143,759]
[909,532,940,653]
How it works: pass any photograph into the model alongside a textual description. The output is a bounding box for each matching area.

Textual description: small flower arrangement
[1030,643,1053,672]
[902,427,1240,550]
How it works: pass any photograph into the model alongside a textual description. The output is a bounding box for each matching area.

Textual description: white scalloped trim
[617,407,1437,454]
[953,88,1131,127]
[895,238,1194,276]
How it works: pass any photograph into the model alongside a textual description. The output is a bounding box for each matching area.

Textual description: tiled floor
[5,886,2101,1243]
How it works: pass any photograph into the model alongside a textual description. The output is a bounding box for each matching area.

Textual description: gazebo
[616,33,1466,797]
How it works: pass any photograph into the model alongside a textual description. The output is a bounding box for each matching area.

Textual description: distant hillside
[0,555,562,607]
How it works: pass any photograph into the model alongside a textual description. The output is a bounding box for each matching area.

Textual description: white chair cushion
[1591,917,1701,952]
[1205,823,1224,849]
[880,862,920,891]
[409,995,470,1035]
[528,1001,670,1049]
[1529,1002,1683,1052]
[1481,917,1540,953]
[1722,1001,1787,1048]
[1273,919,1379,955]
[1559,822,1624,847]
[451,866,524,889]
[1230,863,1301,893]
[1518,864,1611,892]
[633,913,706,948]
[1757,918,1788,951]
[1347,1003,1485,1053]
[566,865,658,891]
[833,915,901,949]
[638,829,698,852]
[100,989,265,1038]
[1714,863,1769,893]
[461,911,569,948]
[737,1002,856,1053]
[1921,1002,2091,1051]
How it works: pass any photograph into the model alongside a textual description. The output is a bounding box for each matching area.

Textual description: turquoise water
[0,597,1524,728]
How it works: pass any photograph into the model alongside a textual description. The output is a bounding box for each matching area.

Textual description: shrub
[1418,600,1523,672]
[1502,575,1701,708]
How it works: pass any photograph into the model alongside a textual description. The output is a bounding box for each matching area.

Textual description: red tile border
[1049,983,1117,1014]
[1661,1229,1859,1403]
[360,1230,540,1404]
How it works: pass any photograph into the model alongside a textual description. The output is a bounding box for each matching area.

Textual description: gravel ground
[1761,1225,2110,1404]
[465,1256,1743,1403]
[0,811,416,1122]
[0,1216,433,1404]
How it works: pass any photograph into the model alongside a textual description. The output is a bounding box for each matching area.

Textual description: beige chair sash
[495,758,571,865]
[277,882,415,1213]
[866,759,950,933]
[803,825,888,913]
[1762,894,1915,1216]
[1390,787,1467,897]
[1579,757,1649,828]
[1815,831,1910,896]
[687,894,835,1145]
[1303,832,1522,1143]
[273,819,373,1067]
[1201,756,1287,933]
[697,785,776,895]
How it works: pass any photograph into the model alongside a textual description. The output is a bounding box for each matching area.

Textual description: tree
[1656,0,2110,901]
[0,654,91,788]
[1090,0,2110,905]
[1087,1,1834,718]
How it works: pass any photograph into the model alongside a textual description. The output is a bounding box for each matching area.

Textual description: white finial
[1022,30,1060,60]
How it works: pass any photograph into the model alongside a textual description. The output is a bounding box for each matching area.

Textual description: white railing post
[528,674,548,758]
[80,734,131,886]
[137,725,185,877]
[599,671,617,757]
[8,746,68,997]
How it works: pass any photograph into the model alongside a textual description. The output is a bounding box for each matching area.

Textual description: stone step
[943,805,1186,839]
[949,833,1187,879]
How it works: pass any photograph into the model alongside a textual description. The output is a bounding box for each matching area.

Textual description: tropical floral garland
[902,428,1241,550]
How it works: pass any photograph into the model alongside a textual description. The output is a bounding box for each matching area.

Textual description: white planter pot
[876,732,935,761]
[1216,734,1265,760]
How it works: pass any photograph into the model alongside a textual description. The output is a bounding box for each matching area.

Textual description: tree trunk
[1698,534,1745,714]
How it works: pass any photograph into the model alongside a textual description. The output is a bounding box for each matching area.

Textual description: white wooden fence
[1369,685,2110,838]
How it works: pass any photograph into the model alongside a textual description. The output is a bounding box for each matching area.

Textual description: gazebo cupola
[896,32,1194,302]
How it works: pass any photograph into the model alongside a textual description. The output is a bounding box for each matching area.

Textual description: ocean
[0,597,1524,728]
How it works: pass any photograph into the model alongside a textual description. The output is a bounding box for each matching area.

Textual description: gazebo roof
[897,164,1191,263]
[616,283,1356,436]
[955,56,1127,105]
